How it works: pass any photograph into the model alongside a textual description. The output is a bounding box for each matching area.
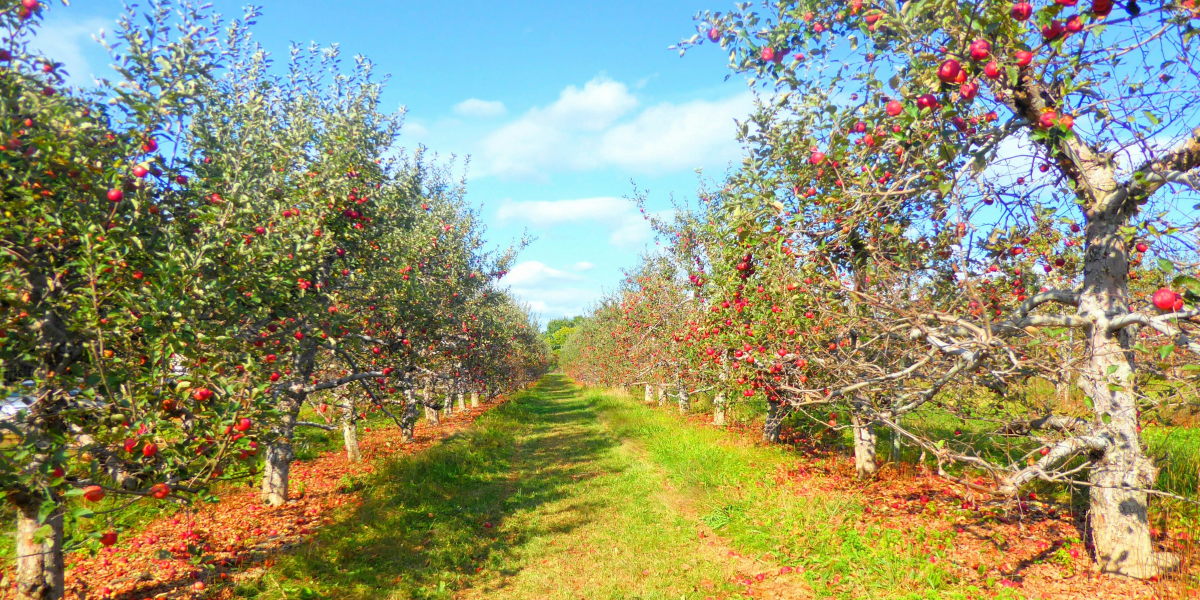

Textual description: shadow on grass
[238,375,616,600]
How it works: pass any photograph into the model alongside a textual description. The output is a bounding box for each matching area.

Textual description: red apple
[1012,1,1034,19]
[142,443,158,458]
[1153,288,1179,311]
[916,94,939,111]
[294,331,304,341]
[107,189,124,202]
[1039,111,1058,128]
[235,417,252,432]
[937,59,962,83]
[1059,114,1075,129]
[142,138,158,153]
[83,485,106,502]
[1016,50,1035,67]
[1093,0,1114,15]
[150,483,171,499]
[960,81,979,101]
[761,47,776,62]
[810,151,826,164]
[100,531,118,547]
[1136,242,1148,252]
[969,39,991,60]
[984,61,1002,79]
[1065,14,1083,33]
[192,388,214,401]
[886,99,904,116]
[133,165,149,178]
[269,372,281,382]
[707,28,721,42]
[1042,21,1065,39]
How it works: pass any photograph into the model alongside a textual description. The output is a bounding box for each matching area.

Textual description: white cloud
[453,99,507,119]
[477,75,750,180]
[572,261,595,272]
[500,262,597,322]
[500,261,584,287]
[495,197,656,249]
[28,16,109,87]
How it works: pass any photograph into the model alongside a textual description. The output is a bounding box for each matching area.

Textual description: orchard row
[1,3,549,599]
[564,0,1200,583]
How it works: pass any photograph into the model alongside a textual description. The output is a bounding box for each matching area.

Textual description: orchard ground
[6,376,1197,599]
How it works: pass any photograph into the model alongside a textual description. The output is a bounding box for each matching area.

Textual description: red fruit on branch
[761,47,777,62]
[83,486,105,502]
[269,372,281,382]
[708,28,721,42]
[142,443,158,458]
[1153,288,1179,311]
[107,189,124,202]
[294,331,304,340]
[915,94,939,111]
[133,165,149,178]
[937,59,961,83]
[969,39,991,60]
[1011,1,1033,19]
[1065,14,1084,33]
[1059,114,1075,129]
[235,418,252,432]
[886,100,904,116]
[984,61,1002,79]
[1136,242,1148,252]
[1093,0,1114,15]
[810,151,826,164]
[150,483,170,499]
[142,138,158,153]
[1042,21,1065,39]
[1016,50,1035,67]
[960,81,979,101]
[1039,111,1058,128]
[100,531,118,547]
[192,388,214,401]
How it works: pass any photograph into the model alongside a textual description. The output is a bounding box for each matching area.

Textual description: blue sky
[35,0,751,326]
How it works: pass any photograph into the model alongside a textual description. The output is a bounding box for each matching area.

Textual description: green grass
[233,376,1026,600]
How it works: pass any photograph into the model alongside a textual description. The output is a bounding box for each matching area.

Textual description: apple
[1059,114,1075,129]
[886,99,903,116]
[810,151,826,164]
[1065,14,1083,33]
[192,388,214,401]
[150,483,171,499]
[142,138,158,153]
[1039,111,1058,128]
[1042,21,1065,40]
[1011,1,1034,19]
[52,467,64,478]
[969,39,991,60]
[269,372,281,382]
[83,485,106,502]
[1093,0,1114,15]
[107,189,124,202]
[100,531,118,547]
[1153,288,1179,311]
[761,47,776,62]
[984,61,1002,79]
[915,94,939,111]
[937,59,962,83]
[294,331,304,341]
[142,443,158,458]
[707,28,721,42]
[1136,242,1148,252]
[1016,50,1035,67]
[133,165,149,178]
[235,417,252,432]
[960,81,979,101]
[175,174,188,185]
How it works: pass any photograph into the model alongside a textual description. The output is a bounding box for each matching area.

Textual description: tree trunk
[424,385,440,426]
[763,400,791,443]
[644,384,653,404]
[14,501,63,600]
[401,389,418,443]
[713,360,729,426]
[457,389,466,412]
[261,398,298,506]
[1077,211,1177,577]
[676,381,690,414]
[443,390,454,417]
[852,413,879,479]
[341,395,361,463]
[656,385,666,407]
[470,391,479,408]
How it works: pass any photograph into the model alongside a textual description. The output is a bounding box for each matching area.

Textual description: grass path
[235,376,1025,600]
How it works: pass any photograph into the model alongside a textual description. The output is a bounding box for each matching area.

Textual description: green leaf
[1159,344,1176,361]
[1157,258,1175,274]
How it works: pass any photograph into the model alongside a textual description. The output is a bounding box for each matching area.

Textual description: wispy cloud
[496,196,655,249]
[453,98,507,119]
[477,75,750,180]
[28,16,110,87]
